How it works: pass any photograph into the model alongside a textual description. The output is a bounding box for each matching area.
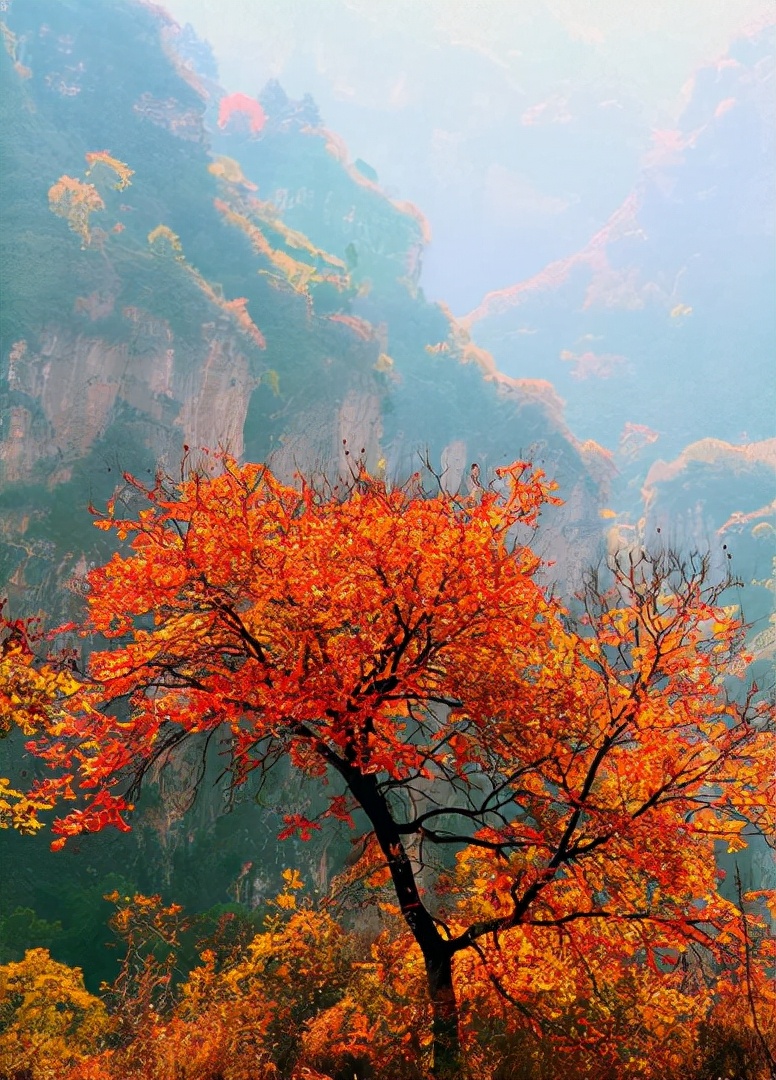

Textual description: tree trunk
[425,945,461,1077]
[333,763,464,1074]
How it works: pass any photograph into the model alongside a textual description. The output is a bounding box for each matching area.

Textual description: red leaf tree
[22,455,775,1074]
[217,93,266,134]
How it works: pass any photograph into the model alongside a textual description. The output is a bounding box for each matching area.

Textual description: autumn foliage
[217,93,266,135]
[48,176,105,246]
[0,877,773,1080]
[5,453,775,1076]
[47,151,134,248]
[0,609,80,833]
[84,151,134,191]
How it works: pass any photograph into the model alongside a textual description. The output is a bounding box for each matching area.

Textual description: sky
[162,0,773,107]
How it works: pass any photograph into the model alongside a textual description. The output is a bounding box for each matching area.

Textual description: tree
[48,176,105,246]
[0,608,79,833]
[0,948,109,1078]
[21,454,775,1074]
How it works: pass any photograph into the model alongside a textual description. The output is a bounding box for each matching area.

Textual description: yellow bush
[0,949,109,1079]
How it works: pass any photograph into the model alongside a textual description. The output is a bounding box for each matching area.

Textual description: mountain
[2,0,772,990]
[0,0,610,984]
[641,438,775,668]
[1,0,611,613]
[464,23,776,466]
[162,0,775,312]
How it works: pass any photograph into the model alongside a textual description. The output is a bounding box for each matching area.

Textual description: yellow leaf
[281,868,304,890]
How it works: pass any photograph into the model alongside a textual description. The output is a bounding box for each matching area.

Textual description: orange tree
[20,454,775,1075]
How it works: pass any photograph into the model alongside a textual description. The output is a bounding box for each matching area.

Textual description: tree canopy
[10,453,775,1075]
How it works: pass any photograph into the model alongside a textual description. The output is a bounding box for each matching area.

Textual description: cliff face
[641,439,776,638]
[4,322,244,477]
[0,1,264,489]
[597,436,776,707]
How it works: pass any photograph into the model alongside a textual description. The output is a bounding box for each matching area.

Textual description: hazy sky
[162,0,773,111]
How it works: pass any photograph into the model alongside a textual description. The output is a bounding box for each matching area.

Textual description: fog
[162,0,773,310]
